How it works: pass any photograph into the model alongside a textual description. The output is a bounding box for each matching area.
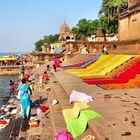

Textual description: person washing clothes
[18,78,32,119]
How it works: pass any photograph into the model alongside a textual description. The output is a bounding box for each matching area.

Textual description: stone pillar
[66,43,70,52]
[69,43,74,52]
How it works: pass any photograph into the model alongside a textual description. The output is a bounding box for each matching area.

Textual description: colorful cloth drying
[55,130,73,140]
[39,105,48,112]
[29,119,39,128]
[67,110,101,138]
[50,43,62,53]
[62,102,89,123]
[70,90,93,103]
[0,120,9,129]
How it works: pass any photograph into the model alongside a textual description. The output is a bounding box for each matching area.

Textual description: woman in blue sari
[18,78,32,119]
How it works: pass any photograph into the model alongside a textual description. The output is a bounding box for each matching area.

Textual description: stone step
[110,50,140,55]
[49,74,94,140]
[53,71,140,140]
[65,54,95,65]
[10,118,23,140]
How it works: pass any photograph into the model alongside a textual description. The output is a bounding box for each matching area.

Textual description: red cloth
[39,105,48,112]
[84,61,140,84]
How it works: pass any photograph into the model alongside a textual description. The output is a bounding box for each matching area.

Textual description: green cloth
[62,102,89,123]
[67,110,101,139]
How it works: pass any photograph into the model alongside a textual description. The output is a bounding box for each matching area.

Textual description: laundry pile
[29,117,39,128]
[0,95,18,129]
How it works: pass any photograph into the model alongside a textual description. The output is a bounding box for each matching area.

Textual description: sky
[0,0,102,53]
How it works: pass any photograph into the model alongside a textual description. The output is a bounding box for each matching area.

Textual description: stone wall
[119,11,140,41]
[129,0,140,7]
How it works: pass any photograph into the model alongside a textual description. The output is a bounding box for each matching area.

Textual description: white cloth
[70,90,93,103]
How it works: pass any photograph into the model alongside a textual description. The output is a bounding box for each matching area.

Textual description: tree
[87,19,99,36]
[44,34,59,44]
[99,0,128,33]
[71,19,99,40]
[35,39,43,52]
[34,34,59,52]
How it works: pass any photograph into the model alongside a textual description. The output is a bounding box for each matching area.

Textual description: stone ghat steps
[65,54,95,65]
[109,49,140,55]
[49,74,94,140]
[53,71,140,140]
[17,83,54,140]
[0,118,23,140]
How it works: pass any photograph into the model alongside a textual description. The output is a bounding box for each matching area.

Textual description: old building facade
[59,21,75,41]
[119,0,140,50]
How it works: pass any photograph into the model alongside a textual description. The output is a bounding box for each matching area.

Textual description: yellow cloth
[62,102,89,123]
[56,43,60,48]
[59,57,64,61]
[29,84,33,91]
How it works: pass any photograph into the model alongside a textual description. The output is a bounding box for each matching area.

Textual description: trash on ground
[52,99,58,105]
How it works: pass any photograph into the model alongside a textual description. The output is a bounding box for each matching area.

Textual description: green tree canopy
[35,34,59,52]
[35,39,43,52]
[99,0,128,33]
[71,19,99,40]
[43,34,59,44]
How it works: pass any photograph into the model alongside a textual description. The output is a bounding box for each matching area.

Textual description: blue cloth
[63,54,103,69]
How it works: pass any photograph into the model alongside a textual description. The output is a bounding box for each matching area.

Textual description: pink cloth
[37,108,42,115]
[55,130,73,140]
[54,58,60,68]
[70,90,93,103]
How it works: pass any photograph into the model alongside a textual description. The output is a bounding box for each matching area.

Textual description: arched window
[66,36,70,40]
